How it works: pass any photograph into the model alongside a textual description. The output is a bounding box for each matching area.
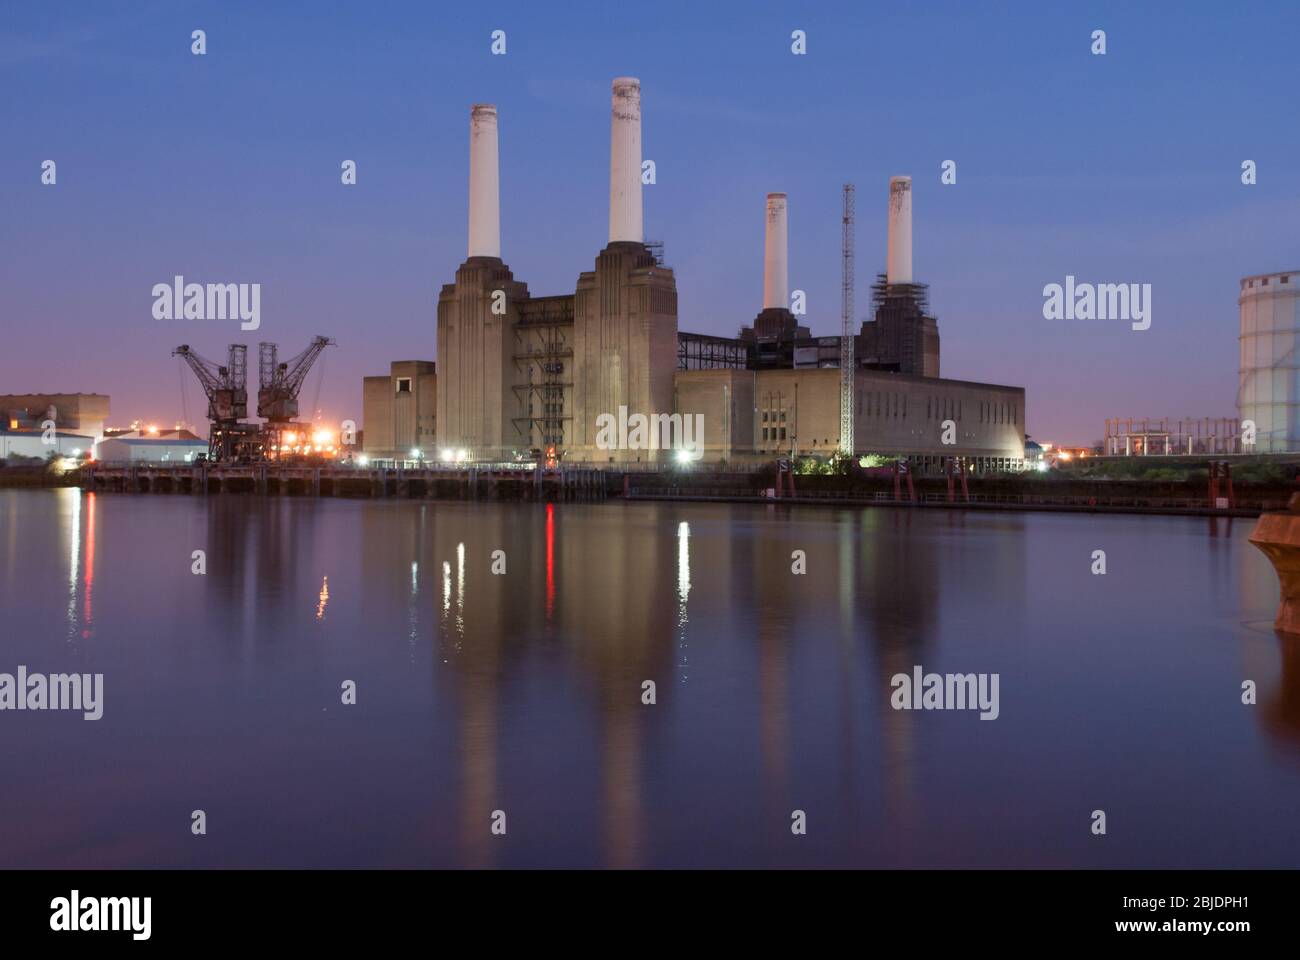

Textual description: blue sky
[2,0,1297,443]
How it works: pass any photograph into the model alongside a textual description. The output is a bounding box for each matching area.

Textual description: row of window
[852,390,1019,427]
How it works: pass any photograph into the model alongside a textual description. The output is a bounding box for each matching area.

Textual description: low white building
[94,437,208,463]
[0,429,94,459]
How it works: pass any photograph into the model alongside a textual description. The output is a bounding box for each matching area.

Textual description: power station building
[363,360,437,461]
[1,393,110,443]
[430,79,1025,469]
[1239,270,1300,453]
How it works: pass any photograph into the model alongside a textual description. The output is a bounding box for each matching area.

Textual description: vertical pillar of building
[437,103,529,462]
[887,176,912,285]
[609,78,643,244]
[573,78,678,462]
[763,193,788,311]
[468,105,500,259]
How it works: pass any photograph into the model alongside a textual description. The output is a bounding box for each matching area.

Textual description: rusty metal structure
[175,337,334,462]
[677,332,747,370]
[512,296,574,451]
[172,343,261,461]
[257,336,335,456]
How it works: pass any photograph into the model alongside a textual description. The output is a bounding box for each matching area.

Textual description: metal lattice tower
[840,183,856,455]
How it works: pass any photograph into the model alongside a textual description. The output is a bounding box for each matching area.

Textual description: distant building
[0,394,110,443]
[675,368,1024,472]
[363,361,436,461]
[0,429,94,460]
[104,428,203,442]
[93,436,208,462]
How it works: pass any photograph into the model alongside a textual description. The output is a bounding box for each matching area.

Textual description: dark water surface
[1,488,1297,868]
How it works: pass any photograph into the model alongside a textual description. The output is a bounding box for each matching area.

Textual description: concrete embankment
[2,461,1289,517]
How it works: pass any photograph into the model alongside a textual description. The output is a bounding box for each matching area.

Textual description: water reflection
[53,488,97,645]
[65,488,80,641]
[676,520,690,677]
[1260,632,1300,760]
[1,490,1289,868]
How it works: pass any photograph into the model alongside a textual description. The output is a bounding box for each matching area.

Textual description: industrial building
[93,435,208,462]
[362,361,437,461]
[1,393,110,443]
[0,428,94,460]
[427,79,1025,468]
[1239,270,1300,452]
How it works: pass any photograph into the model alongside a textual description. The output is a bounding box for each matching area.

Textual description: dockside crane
[173,343,260,461]
[257,335,335,456]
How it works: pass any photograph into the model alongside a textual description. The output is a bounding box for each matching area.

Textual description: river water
[0,488,1296,868]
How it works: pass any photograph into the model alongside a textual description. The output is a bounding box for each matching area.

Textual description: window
[395,378,412,394]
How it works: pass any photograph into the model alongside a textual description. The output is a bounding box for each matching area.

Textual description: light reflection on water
[0,489,1296,869]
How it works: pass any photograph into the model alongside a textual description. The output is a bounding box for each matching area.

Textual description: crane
[172,343,256,460]
[840,183,856,456]
[257,336,335,456]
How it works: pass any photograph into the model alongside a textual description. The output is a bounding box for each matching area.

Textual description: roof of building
[0,428,94,440]
[96,437,206,447]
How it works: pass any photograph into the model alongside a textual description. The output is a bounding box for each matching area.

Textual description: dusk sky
[3,0,1297,444]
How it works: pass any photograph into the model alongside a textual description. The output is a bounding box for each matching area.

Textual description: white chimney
[468,104,500,259]
[763,193,788,310]
[609,77,643,244]
[887,176,912,284]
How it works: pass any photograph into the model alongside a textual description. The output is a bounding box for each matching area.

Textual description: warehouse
[0,429,94,460]
[93,436,208,463]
